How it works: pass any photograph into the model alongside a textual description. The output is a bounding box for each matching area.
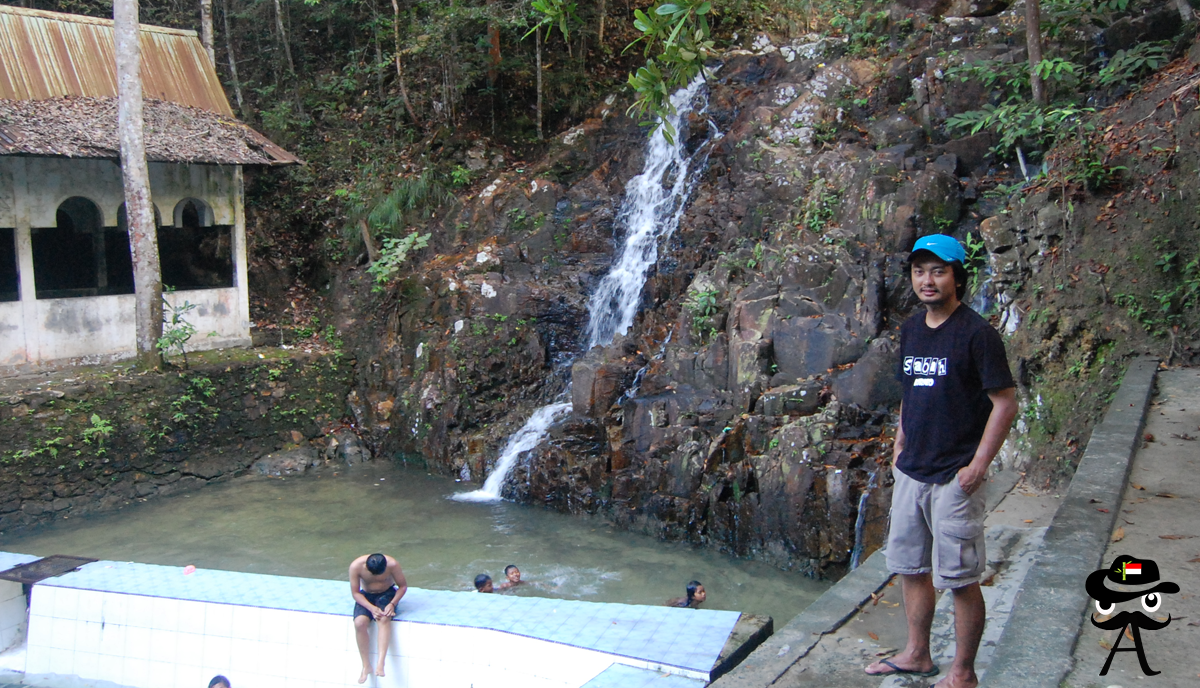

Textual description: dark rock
[867,115,925,149]
[252,447,319,476]
[327,430,372,466]
[756,383,823,416]
[944,0,1010,16]
[931,153,960,177]
[979,215,1017,253]
[909,170,963,234]
[941,132,997,175]
[832,338,903,408]
[1103,8,1183,53]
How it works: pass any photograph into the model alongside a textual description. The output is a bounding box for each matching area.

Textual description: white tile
[125,625,153,661]
[28,586,54,617]
[149,628,178,665]
[126,595,156,628]
[123,656,150,687]
[284,678,315,688]
[25,616,51,649]
[24,643,51,673]
[154,598,181,632]
[148,659,176,687]
[231,605,261,641]
[176,632,206,666]
[202,634,232,668]
[74,650,100,679]
[100,593,128,626]
[257,640,288,669]
[96,651,123,684]
[51,587,79,620]
[76,590,103,623]
[205,603,234,637]
[48,617,76,651]
[229,638,260,675]
[178,599,207,633]
[0,595,27,626]
[309,649,347,685]
[98,622,126,656]
[175,662,209,688]
[313,615,348,653]
[253,671,288,688]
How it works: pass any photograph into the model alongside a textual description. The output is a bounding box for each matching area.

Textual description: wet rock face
[342,23,1043,573]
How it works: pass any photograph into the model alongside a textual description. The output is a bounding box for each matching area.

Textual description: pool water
[0,464,828,622]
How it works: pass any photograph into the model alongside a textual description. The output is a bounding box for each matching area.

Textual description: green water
[0,464,827,621]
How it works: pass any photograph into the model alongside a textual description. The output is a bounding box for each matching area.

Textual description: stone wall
[0,351,354,534]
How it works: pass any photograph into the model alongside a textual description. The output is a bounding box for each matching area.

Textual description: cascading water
[454,74,718,502]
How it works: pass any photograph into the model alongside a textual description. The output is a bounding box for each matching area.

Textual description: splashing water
[452,401,572,502]
[585,76,717,348]
[454,74,718,502]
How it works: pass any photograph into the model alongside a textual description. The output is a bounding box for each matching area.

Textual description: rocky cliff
[333,3,1200,575]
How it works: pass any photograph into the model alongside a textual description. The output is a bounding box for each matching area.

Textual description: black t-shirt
[895,305,1015,484]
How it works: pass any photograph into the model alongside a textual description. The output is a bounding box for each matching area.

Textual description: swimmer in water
[666,581,706,609]
[208,676,230,688]
[496,565,522,590]
[474,573,494,592]
[350,553,408,684]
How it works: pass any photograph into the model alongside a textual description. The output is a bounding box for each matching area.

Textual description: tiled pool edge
[5,555,747,687]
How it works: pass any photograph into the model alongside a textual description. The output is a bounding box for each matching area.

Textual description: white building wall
[0,156,250,366]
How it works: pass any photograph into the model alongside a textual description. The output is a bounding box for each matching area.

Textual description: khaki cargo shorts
[885,466,986,590]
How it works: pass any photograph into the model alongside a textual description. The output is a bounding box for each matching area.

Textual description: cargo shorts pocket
[937,519,984,580]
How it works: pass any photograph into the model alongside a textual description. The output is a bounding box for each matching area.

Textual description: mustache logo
[1086,555,1178,677]
[1091,610,1171,632]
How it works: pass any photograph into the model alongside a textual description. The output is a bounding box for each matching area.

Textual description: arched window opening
[159,198,233,290]
[32,197,134,299]
[0,227,16,302]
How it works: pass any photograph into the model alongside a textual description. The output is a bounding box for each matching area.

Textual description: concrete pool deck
[0,554,766,688]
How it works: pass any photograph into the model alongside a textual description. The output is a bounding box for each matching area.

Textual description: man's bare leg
[354,615,372,684]
[934,583,985,688]
[866,573,938,675]
[375,617,392,677]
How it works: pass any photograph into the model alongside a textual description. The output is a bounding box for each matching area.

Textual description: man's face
[693,585,707,603]
[910,256,959,307]
[479,579,493,593]
[506,568,521,584]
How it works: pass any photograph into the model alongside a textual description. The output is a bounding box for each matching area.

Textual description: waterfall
[849,470,878,570]
[453,74,717,503]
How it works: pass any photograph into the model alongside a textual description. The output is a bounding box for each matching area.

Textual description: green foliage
[527,0,577,42]
[964,232,988,298]
[684,287,721,338]
[367,232,432,292]
[800,187,841,234]
[363,171,454,239]
[625,0,716,142]
[1097,42,1172,88]
[946,103,1093,161]
[1113,249,1200,337]
[157,293,199,367]
[81,414,115,456]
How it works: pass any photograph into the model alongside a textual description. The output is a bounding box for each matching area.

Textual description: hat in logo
[909,234,966,264]
[1086,554,1180,604]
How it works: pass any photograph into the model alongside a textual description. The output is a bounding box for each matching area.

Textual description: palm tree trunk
[114,0,163,370]
[536,26,543,141]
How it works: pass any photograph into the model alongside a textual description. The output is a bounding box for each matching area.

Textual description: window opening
[33,197,133,299]
[159,198,233,290]
[0,228,17,302]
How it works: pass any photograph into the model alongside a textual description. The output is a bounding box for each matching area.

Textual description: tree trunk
[114,0,163,370]
[359,219,380,263]
[372,0,384,99]
[598,0,607,45]
[1026,0,1045,106]
[536,26,543,141]
[390,0,421,127]
[1176,0,1194,22]
[199,0,215,65]
[221,0,245,112]
[272,0,297,78]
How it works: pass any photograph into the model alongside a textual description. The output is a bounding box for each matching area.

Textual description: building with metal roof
[0,4,297,367]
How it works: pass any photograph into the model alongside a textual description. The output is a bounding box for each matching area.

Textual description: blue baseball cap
[909,234,965,264]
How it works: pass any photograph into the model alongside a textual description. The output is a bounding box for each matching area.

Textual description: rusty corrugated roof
[0,4,233,117]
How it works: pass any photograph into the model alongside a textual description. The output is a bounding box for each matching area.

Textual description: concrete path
[1063,367,1200,688]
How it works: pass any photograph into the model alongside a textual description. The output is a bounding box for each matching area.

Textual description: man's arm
[892,402,906,463]
[957,387,1018,495]
[381,562,408,618]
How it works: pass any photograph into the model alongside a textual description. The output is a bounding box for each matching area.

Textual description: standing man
[865,235,1017,688]
[350,553,408,684]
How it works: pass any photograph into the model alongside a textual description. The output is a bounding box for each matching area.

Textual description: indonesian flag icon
[1121,562,1143,579]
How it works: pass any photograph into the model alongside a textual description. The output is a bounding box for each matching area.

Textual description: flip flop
[865,658,941,678]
